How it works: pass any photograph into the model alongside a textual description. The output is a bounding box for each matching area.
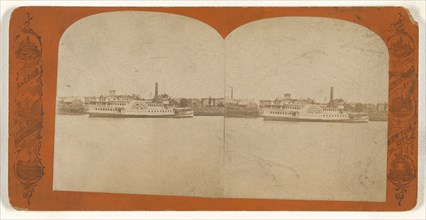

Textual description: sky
[57,12,388,103]
[57,11,225,99]
[225,17,389,103]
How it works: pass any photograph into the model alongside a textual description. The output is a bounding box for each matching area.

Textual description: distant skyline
[57,12,388,103]
[58,11,225,99]
[225,17,388,103]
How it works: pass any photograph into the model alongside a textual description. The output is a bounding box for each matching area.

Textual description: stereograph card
[8,7,418,211]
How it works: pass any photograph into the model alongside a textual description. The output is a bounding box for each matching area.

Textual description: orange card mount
[9,7,418,210]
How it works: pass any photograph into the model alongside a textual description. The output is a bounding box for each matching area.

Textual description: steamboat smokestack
[155,82,159,99]
[228,85,234,100]
[329,86,334,106]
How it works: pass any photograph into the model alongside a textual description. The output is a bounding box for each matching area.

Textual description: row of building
[57,86,387,118]
[259,90,387,114]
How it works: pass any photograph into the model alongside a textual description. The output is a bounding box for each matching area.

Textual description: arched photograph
[53,11,388,202]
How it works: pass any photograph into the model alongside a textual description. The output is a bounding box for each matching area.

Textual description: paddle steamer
[87,83,194,118]
[260,87,369,123]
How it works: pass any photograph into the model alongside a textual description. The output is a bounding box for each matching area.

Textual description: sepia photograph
[223,17,388,201]
[53,11,389,202]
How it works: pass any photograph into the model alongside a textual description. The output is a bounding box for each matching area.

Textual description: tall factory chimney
[329,86,334,106]
[154,82,159,99]
[228,85,234,100]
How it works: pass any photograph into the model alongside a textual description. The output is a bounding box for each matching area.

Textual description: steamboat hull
[89,112,175,118]
[173,113,194,118]
[263,116,368,123]
[173,115,194,118]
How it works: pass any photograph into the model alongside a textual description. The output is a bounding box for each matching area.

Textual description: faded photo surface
[224,18,388,201]
[54,12,225,197]
[54,11,388,202]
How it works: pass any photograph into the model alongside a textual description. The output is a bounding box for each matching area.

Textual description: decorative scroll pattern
[13,13,44,204]
[387,13,417,206]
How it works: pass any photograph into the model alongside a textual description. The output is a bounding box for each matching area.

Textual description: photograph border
[8,6,418,211]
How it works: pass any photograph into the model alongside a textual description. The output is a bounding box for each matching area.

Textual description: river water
[53,115,387,202]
